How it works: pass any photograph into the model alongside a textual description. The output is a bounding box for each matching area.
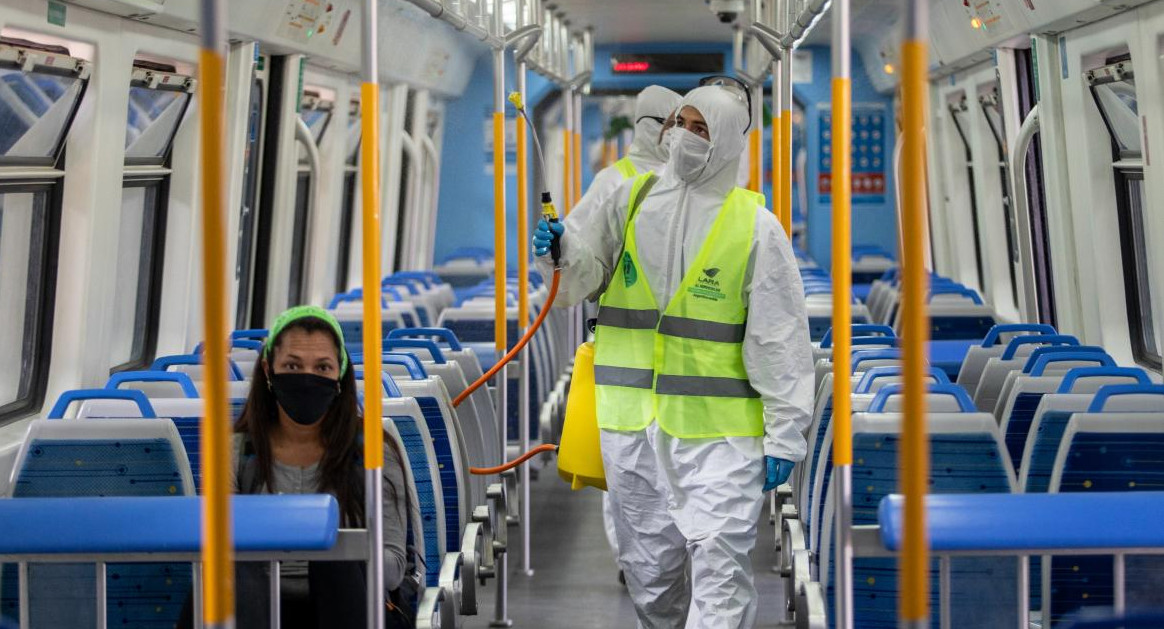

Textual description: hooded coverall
[537,86,814,628]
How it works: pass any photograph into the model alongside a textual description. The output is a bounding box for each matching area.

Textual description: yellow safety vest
[613,156,638,179]
[593,173,766,438]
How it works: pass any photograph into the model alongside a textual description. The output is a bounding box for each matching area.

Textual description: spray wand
[457,92,565,474]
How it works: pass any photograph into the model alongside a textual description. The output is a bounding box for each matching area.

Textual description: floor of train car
[471,460,791,628]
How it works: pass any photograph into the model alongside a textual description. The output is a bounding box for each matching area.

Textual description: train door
[936,88,986,294]
[335,97,361,294]
[233,48,268,330]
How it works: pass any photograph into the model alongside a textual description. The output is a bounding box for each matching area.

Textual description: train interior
[0,0,1162,627]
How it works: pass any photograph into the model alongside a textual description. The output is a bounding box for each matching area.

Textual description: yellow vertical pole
[771,75,782,217]
[780,45,794,235]
[359,0,386,625]
[493,118,507,357]
[562,127,573,215]
[748,128,762,192]
[196,2,234,626]
[831,1,854,627]
[572,90,582,207]
[900,1,931,626]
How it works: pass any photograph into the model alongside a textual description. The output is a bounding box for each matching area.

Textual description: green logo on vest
[622,252,638,287]
[688,267,726,301]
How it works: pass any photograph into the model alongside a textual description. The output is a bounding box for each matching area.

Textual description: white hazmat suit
[537,87,814,628]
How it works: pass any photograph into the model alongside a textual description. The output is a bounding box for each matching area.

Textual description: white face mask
[666,128,713,183]
[658,127,674,159]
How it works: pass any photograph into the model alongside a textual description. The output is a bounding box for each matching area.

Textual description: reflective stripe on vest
[593,173,766,438]
[614,156,638,179]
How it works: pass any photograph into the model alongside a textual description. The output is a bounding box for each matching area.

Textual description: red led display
[613,61,651,73]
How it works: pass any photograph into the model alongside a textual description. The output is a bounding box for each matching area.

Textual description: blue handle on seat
[981,323,1057,348]
[381,339,446,364]
[1027,349,1114,376]
[49,389,156,419]
[328,292,387,309]
[355,371,403,398]
[1000,334,1079,361]
[387,328,464,351]
[382,278,420,295]
[392,271,437,288]
[1057,366,1151,394]
[803,285,833,295]
[868,383,975,413]
[927,286,984,305]
[106,371,200,398]
[382,286,403,301]
[855,366,950,394]
[851,348,903,371]
[232,329,269,341]
[382,353,428,380]
[1022,346,1109,374]
[151,354,243,381]
[1087,384,1164,413]
[820,324,895,349]
[193,339,263,354]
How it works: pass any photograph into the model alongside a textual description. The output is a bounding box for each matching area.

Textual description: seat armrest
[458,522,485,613]
[416,584,448,629]
[437,553,462,626]
[486,482,508,550]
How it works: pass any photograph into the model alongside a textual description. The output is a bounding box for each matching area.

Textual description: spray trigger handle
[541,191,562,267]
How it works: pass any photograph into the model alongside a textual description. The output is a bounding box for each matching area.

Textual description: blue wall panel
[795,46,897,271]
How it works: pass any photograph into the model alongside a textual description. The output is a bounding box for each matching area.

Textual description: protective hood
[626,85,682,167]
[661,85,749,192]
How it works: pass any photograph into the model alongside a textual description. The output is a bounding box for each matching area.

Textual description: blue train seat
[0,418,194,629]
[382,402,446,590]
[972,335,1081,412]
[821,411,1017,628]
[1044,410,1164,625]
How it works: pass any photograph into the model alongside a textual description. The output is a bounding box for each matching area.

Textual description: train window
[0,39,86,421]
[1087,55,1159,369]
[110,62,192,371]
[336,98,360,294]
[978,83,1020,309]
[287,92,332,306]
[0,39,88,165]
[947,94,986,291]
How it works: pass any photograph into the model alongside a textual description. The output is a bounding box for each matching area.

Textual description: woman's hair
[234,316,401,527]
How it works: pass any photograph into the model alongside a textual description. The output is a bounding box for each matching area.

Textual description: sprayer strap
[627,173,658,224]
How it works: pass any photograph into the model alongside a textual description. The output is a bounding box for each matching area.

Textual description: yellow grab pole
[359,0,386,625]
[493,113,507,354]
[748,128,761,193]
[771,77,782,216]
[900,1,931,626]
[197,2,234,626]
[780,47,794,235]
[831,1,854,628]
[572,90,582,207]
[562,130,573,214]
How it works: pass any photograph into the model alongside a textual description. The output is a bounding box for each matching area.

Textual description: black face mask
[269,373,340,426]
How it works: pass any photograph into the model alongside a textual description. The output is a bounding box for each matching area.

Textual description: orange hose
[470,443,559,475]
[453,269,561,407]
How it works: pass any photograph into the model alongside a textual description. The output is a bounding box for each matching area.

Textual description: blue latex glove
[533,219,564,257]
[764,456,795,492]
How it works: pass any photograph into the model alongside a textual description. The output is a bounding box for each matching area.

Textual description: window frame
[335,98,360,295]
[0,178,64,423]
[0,40,89,168]
[1086,55,1160,370]
[947,96,987,292]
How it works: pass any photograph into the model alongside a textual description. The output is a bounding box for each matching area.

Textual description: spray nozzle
[508,91,525,111]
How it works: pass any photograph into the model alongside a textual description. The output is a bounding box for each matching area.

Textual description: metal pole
[268,562,281,629]
[900,1,931,627]
[830,1,854,629]
[491,0,513,625]
[748,0,763,194]
[359,0,387,626]
[96,562,106,629]
[1114,553,1126,615]
[516,0,535,579]
[771,8,783,219]
[197,1,235,627]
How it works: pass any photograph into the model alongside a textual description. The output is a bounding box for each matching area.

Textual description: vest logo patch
[622,252,638,287]
[689,267,726,301]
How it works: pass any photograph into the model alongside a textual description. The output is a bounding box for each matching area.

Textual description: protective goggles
[698,75,753,133]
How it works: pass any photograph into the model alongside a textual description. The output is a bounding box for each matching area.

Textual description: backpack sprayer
[451,92,603,490]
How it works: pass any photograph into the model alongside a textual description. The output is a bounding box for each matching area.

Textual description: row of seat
[0,267,568,628]
[776,316,1164,628]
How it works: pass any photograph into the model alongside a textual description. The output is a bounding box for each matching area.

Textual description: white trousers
[601,424,765,629]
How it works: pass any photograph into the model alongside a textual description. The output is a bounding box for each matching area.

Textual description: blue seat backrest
[389,415,443,588]
[1048,417,1164,625]
[414,397,462,553]
[1003,391,1048,473]
[827,418,1016,628]
[1,431,191,628]
[442,317,520,348]
[1023,409,1077,494]
[806,393,835,532]
[931,315,997,341]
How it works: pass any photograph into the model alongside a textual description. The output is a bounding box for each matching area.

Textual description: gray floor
[468,461,792,628]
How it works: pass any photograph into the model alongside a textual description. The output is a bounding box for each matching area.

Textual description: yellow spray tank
[556,341,606,491]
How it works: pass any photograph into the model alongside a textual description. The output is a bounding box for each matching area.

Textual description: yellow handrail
[748,128,762,193]
[830,76,853,469]
[772,109,782,218]
[562,127,573,215]
[779,101,792,235]
[196,1,234,622]
[900,3,931,624]
[360,83,384,469]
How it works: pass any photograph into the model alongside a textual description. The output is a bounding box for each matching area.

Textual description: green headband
[265,305,349,374]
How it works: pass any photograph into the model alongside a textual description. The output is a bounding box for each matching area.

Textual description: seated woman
[233,305,416,628]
